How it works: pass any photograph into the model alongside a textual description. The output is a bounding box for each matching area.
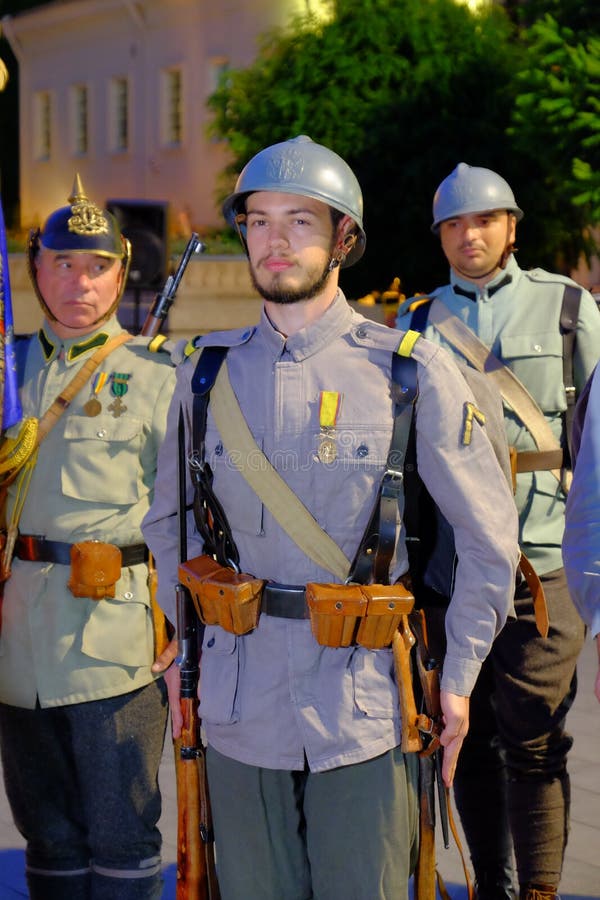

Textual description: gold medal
[84,397,102,417]
[318,436,337,464]
[85,372,108,417]
[317,391,342,465]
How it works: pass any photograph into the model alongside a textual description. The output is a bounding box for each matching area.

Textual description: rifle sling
[428,299,564,486]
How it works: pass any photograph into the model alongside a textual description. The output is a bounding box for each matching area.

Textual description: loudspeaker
[106,199,170,291]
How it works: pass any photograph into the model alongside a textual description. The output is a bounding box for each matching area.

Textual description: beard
[249,250,335,305]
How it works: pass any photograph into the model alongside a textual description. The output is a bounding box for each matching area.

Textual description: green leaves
[207,0,599,294]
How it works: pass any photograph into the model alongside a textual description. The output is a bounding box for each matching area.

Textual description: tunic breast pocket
[500,332,566,411]
[61,414,144,505]
[312,426,392,541]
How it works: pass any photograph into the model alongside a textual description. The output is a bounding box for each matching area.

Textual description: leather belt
[14,535,149,568]
[261,582,309,619]
[516,449,564,472]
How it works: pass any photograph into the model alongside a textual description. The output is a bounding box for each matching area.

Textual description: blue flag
[0,196,22,431]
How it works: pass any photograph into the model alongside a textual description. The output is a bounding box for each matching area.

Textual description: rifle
[409,608,450,900]
[175,406,219,899]
[141,233,205,338]
[140,233,218,897]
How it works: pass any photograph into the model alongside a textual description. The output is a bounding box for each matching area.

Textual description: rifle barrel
[141,233,205,337]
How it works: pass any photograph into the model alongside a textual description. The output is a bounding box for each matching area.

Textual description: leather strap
[515,449,564,473]
[14,535,148,568]
[519,550,549,638]
[261,583,308,619]
[36,332,133,444]
[210,360,351,581]
[1,332,134,576]
[428,300,565,487]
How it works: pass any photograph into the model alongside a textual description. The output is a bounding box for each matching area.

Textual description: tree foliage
[509,15,600,270]
[208,0,599,297]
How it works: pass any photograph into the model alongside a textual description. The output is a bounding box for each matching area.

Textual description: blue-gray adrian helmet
[431,163,524,234]
[222,135,366,268]
[27,173,132,321]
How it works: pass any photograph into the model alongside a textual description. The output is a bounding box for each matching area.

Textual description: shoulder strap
[189,346,240,569]
[210,359,351,579]
[560,284,582,467]
[348,331,419,585]
[428,299,565,486]
[36,332,133,445]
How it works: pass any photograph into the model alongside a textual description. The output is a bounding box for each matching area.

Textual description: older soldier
[143,136,520,900]
[397,163,600,900]
[0,177,175,900]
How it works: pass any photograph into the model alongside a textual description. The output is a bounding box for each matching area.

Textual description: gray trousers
[206,743,420,900]
[0,679,168,900]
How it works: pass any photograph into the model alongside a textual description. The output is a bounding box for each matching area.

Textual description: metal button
[356,327,367,339]
[124,591,133,600]
[215,442,224,456]
[356,444,369,458]
[533,344,542,353]
[96,429,107,438]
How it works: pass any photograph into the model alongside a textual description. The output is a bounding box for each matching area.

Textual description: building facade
[2,0,330,232]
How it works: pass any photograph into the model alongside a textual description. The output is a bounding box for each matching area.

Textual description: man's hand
[152,637,183,739]
[439,690,470,787]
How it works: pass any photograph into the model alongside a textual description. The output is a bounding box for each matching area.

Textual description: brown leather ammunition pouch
[68,541,122,600]
[306,582,414,649]
[178,554,264,636]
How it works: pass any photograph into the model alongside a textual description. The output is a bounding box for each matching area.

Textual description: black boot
[475,868,517,900]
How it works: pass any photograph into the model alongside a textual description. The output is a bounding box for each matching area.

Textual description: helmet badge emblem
[266,147,305,183]
[67,174,109,237]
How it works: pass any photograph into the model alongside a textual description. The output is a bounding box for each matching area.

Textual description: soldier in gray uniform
[144,136,520,900]
[397,163,600,900]
[0,178,176,900]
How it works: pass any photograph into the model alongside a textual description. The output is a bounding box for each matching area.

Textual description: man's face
[439,210,516,283]
[244,191,341,304]
[35,248,123,338]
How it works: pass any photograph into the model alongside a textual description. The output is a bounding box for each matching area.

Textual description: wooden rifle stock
[175,409,219,899]
[141,233,205,338]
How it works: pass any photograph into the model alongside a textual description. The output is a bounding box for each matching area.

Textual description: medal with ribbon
[108,372,131,418]
[317,391,342,464]
[84,371,108,417]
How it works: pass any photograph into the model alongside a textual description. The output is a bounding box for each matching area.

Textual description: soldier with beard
[143,136,520,900]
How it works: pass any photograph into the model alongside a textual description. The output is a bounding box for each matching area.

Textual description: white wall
[2,0,331,232]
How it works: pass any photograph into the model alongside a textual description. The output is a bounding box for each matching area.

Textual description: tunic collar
[38,317,126,365]
[257,291,353,362]
[450,254,518,301]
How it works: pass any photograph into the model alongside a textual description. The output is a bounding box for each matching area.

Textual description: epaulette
[396,293,432,318]
[524,268,582,289]
[181,325,257,362]
[146,334,173,355]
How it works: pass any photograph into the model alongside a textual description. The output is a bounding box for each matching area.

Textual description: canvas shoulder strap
[190,349,351,580]
[427,299,566,488]
[211,360,351,579]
